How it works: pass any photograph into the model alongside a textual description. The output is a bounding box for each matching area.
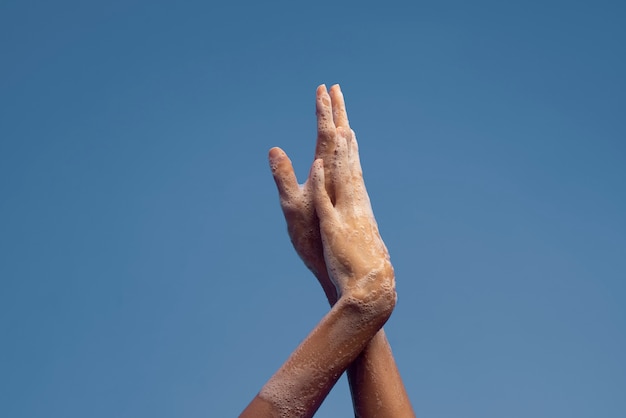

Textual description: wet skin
[241,85,415,418]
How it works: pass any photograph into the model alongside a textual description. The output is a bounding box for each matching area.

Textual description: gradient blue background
[1,1,625,417]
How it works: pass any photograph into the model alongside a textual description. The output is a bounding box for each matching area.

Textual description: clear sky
[1,1,625,417]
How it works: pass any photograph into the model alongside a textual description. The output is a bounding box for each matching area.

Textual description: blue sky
[1,0,625,417]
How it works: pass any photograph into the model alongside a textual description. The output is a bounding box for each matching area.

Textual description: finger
[310,159,337,224]
[329,84,350,129]
[347,129,364,180]
[315,85,336,160]
[346,129,374,215]
[269,147,300,202]
[332,127,354,206]
[314,85,337,203]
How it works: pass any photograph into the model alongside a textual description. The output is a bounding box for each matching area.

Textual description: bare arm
[254,84,414,417]
[240,287,395,418]
[347,330,414,417]
[242,121,396,417]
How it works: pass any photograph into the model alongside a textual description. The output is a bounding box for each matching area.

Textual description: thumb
[310,159,336,222]
[269,147,299,202]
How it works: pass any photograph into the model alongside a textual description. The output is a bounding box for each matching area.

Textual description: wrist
[337,265,396,321]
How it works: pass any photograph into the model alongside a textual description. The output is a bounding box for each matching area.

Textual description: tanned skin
[240,85,415,418]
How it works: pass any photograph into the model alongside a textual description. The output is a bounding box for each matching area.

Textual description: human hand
[268,85,347,304]
[309,123,395,303]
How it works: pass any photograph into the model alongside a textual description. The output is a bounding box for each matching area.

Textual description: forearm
[347,329,415,418]
[316,269,414,417]
[240,289,395,418]
[317,270,414,417]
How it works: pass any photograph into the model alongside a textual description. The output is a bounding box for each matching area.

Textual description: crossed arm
[240,85,415,418]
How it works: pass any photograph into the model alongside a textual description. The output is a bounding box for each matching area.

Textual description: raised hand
[269,85,351,304]
[309,127,395,302]
[242,85,410,418]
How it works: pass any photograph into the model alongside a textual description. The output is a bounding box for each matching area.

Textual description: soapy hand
[269,85,351,304]
[270,84,394,303]
[243,84,407,418]
[309,126,395,300]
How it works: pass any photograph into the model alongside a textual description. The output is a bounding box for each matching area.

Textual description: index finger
[329,84,350,129]
[315,84,336,159]
[314,84,338,203]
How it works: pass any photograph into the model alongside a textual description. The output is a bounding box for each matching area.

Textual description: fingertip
[269,148,299,196]
[268,146,282,155]
[268,146,284,159]
[268,147,287,171]
[317,87,331,108]
[329,85,342,101]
